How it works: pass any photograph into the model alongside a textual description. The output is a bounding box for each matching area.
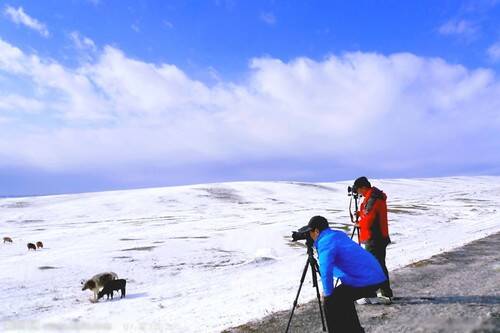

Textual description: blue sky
[0,0,500,196]
[3,1,500,76]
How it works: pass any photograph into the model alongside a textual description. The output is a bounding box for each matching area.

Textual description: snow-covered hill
[1,176,499,332]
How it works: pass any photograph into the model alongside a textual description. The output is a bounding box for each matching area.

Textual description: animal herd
[3,236,44,250]
[3,236,125,303]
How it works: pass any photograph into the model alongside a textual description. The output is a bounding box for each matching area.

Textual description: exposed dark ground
[223,232,500,333]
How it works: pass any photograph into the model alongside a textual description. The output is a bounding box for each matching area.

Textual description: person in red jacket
[353,176,393,301]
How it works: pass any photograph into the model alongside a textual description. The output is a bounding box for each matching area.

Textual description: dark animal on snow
[98,279,126,300]
[36,241,43,249]
[27,243,36,250]
[81,272,118,301]
[3,237,13,243]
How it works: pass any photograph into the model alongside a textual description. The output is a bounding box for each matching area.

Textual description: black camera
[347,185,356,195]
[348,185,359,197]
[291,225,312,242]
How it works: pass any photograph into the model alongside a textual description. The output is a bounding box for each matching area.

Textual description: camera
[291,225,312,242]
[348,185,359,197]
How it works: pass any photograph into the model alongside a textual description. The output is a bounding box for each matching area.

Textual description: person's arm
[317,241,336,297]
[358,198,379,231]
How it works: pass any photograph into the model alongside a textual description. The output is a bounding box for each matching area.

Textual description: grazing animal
[36,241,43,249]
[98,279,126,300]
[27,243,36,251]
[81,272,118,301]
[3,237,13,243]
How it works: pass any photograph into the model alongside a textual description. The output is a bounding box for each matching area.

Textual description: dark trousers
[365,240,393,297]
[323,283,381,333]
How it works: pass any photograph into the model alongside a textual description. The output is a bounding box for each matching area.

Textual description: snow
[0,176,499,332]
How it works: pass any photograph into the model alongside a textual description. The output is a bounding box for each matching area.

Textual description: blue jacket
[314,228,387,296]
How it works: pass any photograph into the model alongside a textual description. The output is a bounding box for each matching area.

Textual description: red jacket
[358,187,390,244]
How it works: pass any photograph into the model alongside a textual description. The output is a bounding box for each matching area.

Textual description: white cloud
[260,12,276,25]
[438,19,478,39]
[4,6,49,37]
[0,38,110,120]
[487,41,500,62]
[0,94,44,113]
[163,20,174,29]
[131,23,140,32]
[0,37,499,177]
[69,31,96,51]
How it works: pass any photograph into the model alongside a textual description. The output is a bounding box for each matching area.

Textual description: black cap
[353,176,371,191]
[307,215,329,231]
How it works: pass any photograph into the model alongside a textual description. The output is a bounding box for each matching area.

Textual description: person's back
[359,186,390,243]
[315,228,386,295]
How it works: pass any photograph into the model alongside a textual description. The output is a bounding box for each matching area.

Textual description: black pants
[365,240,393,297]
[323,283,381,333]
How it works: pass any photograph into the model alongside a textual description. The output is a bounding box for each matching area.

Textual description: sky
[0,0,499,196]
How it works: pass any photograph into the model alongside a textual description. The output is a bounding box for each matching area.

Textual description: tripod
[285,239,327,333]
[348,190,361,244]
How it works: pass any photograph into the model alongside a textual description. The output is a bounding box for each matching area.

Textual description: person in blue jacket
[305,215,388,333]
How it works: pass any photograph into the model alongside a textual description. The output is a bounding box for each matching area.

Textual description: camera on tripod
[347,185,358,197]
[291,225,315,249]
[286,219,326,332]
[291,225,312,242]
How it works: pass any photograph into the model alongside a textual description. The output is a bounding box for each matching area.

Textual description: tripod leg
[311,263,327,332]
[354,196,361,245]
[350,225,356,239]
[350,226,361,245]
[285,259,309,333]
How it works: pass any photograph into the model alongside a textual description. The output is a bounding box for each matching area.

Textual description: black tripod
[285,238,327,333]
[348,188,361,244]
